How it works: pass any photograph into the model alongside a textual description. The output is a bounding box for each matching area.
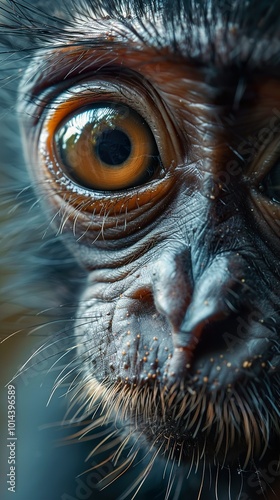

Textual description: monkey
[1,0,280,499]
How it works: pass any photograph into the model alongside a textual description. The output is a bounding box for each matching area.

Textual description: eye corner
[258,160,280,205]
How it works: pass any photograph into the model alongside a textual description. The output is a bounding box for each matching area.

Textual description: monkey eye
[33,76,180,234]
[261,161,280,203]
[54,102,160,191]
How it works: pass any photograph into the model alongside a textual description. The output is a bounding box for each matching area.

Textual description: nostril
[151,252,254,384]
[171,253,250,354]
[167,309,256,389]
[191,312,246,361]
[166,311,236,383]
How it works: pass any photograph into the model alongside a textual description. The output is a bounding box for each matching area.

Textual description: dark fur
[1,1,280,499]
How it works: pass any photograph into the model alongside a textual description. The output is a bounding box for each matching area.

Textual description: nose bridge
[177,253,245,347]
[152,242,248,350]
[152,247,193,332]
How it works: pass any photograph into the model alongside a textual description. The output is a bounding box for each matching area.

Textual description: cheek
[110,296,172,382]
[71,197,280,468]
[74,213,280,386]
[75,286,173,383]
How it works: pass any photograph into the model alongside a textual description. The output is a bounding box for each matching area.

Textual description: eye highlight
[32,75,181,238]
[54,103,160,191]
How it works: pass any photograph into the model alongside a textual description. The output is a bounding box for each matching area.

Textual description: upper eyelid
[19,43,135,104]
[18,62,134,126]
[20,65,169,143]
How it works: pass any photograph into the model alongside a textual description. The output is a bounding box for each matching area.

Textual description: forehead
[11,0,280,72]
[18,0,280,142]
[66,0,280,69]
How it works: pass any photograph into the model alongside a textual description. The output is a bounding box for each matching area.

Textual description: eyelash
[22,71,181,243]
[23,57,280,247]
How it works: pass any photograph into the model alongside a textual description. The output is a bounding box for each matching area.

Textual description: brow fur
[1,0,280,70]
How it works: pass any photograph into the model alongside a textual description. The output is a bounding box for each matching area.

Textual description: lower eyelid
[31,75,182,225]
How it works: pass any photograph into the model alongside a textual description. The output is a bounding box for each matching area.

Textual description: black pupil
[95,128,131,166]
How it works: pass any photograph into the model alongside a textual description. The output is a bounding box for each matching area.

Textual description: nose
[152,251,248,378]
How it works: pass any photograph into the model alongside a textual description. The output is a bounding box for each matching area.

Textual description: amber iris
[54,102,160,190]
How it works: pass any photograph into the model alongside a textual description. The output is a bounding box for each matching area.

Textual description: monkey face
[15,0,280,486]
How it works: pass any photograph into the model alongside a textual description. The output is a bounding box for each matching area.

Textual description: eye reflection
[54,102,160,191]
